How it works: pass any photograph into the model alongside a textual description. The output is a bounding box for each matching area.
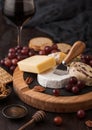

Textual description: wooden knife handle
[63,41,86,64]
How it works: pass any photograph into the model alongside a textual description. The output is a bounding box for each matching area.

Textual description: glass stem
[17,26,23,46]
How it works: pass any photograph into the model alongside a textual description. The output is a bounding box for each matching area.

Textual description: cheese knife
[53,41,86,75]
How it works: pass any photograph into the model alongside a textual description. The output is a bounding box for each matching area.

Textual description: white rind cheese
[37,67,70,88]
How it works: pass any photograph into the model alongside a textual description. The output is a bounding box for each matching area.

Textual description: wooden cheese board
[13,67,92,113]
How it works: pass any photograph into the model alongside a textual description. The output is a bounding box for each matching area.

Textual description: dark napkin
[26,0,92,51]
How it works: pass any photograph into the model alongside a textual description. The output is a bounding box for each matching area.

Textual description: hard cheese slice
[48,52,66,64]
[18,55,56,73]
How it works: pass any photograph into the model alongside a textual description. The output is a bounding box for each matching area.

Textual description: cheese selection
[17,51,92,88]
[18,55,56,74]
[37,67,70,88]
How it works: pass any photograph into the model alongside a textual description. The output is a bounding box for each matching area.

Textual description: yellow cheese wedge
[18,55,56,73]
[48,52,66,64]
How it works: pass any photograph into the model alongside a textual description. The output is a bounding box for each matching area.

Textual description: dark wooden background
[0,4,92,130]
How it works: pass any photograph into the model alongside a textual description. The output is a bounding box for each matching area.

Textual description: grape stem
[17,26,23,46]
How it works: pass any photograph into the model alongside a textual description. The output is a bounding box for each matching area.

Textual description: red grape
[29,51,35,56]
[68,77,78,85]
[16,49,21,54]
[15,45,22,50]
[51,44,58,50]
[39,50,46,55]
[17,55,23,61]
[4,58,12,67]
[77,80,85,89]
[65,84,73,91]
[8,52,16,59]
[80,55,85,60]
[81,54,92,67]
[10,65,16,71]
[12,58,18,65]
[53,89,60,96]
[72,86,79,94]
[53,116,63,126]
[9,48,16,53]
[21,49,29,55]
[44,46,52,54]
[85,55,91,61]
[0,59,4,65]
[51,49,58,53]
[77,109,85,119]
[89,60,92,67]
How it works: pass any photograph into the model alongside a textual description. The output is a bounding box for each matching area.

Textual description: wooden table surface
[0,12,92,130]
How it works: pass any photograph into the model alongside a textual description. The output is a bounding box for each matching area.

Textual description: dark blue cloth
[27,0,92,51]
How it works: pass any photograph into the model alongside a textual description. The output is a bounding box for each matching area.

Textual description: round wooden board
[13,67,92,113]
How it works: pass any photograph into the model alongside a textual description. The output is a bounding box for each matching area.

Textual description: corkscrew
[18,110,46,130]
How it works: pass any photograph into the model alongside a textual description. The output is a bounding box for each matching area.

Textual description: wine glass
[2,0,35,46]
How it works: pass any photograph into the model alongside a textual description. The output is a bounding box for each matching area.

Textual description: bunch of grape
[80,54,92,67]
[65,77,85,94]
[0,45,37,72]
[39,44,60,55]
[0,44,60,72]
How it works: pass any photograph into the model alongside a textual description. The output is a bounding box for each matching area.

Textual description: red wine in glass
[3,0,35,45]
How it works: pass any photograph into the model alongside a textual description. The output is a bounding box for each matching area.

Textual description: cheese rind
[18,55,56,73]
[37,67,70,88]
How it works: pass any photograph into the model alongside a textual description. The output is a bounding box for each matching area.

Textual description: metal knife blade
[53,41,86,75]
[54,61,68,75]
